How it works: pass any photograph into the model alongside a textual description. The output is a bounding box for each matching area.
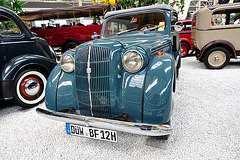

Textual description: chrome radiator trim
[87,42,93,116]
[75,46,112,118]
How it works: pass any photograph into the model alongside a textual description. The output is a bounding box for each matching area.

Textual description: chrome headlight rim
[60,54,75,73]
[122,50,144,73]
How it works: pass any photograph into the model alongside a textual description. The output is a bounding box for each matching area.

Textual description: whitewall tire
[14,69,47,108]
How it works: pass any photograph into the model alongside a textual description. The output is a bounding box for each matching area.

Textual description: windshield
[103,12,166,37]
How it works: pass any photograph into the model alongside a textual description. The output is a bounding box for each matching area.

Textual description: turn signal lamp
[157,52,164,56]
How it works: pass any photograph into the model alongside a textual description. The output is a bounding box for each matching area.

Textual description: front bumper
[36,108,172,136]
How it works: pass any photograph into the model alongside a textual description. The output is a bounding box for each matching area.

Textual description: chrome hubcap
[24,80,40,96]
[208,51,226,67]
[21,77,41,98]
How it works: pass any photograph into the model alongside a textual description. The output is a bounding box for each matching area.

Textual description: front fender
[120,54,175,124]
[45,64,78,111]
[180,37,192,50]
[45,64,61,111]
[143,54,174,124]
[120,70,146,123]
[198,40,237,60]
[45,50,78,111]
[0,55,56,80]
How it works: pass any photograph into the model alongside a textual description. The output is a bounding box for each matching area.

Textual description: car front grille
[75,46,112,118]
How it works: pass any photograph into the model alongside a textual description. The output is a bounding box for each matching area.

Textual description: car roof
[0,6,14,14]
[105,4,176,19]
[208,2,240,10]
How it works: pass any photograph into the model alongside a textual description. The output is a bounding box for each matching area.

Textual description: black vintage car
[0,7,56,107]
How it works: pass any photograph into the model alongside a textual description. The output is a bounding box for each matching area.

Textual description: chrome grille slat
[75,46,111,118]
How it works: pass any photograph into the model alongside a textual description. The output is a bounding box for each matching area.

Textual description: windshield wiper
[143,26,158,32]
[117,28,137,35]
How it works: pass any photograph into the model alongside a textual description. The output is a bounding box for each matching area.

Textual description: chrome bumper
[36,108,172,136]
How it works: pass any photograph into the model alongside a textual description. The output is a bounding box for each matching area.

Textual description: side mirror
[173,22,184,32]
[91,32,100,39]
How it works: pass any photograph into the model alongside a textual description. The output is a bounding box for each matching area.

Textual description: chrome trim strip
[87,42,93,116]
[36,108,172,136]
[0,41,34,45]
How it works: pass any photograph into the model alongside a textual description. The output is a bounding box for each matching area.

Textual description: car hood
[91,34,169,53]
[76,33,171,56]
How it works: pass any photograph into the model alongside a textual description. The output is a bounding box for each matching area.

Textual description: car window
[106,22,127,35]
[0,15,21,36]
[212,13,226,26]
[103,12,166,37]
[212,10,240,26]
[182,23,192,31]
[230,13,240,25]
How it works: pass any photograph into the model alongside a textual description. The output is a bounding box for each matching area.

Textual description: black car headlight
[122,50,144,73]
[60,54,75,73]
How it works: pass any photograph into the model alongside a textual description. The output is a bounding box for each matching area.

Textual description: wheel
[63,41,79,52]
[181,42,190,57]
[13,69,47,108]
[203,47,230,69]
[156,135,169,140]
[199,58,204,62]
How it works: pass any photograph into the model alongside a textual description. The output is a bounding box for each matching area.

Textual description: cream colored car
[192,3,240,69]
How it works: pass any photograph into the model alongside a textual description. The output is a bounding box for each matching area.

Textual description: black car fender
[1,54,57,80]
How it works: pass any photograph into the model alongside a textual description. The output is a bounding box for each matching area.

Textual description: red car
[31,24,102,52]
[18,4,111,52]
[179,19,193,57]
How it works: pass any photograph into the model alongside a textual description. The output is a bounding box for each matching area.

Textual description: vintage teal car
[37,4,182,142]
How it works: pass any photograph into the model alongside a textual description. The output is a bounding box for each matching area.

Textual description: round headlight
[60,54,75,72]
[122,50,143,73]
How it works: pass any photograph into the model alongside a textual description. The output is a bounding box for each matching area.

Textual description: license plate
[66,123,118,143]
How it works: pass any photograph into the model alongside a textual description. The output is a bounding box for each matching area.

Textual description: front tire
[181,42,190,57]
[199,58,204,62]
[154,120,171,140]
[14,69,47,108]
[156,134,170,140]
[204,47,230,69]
